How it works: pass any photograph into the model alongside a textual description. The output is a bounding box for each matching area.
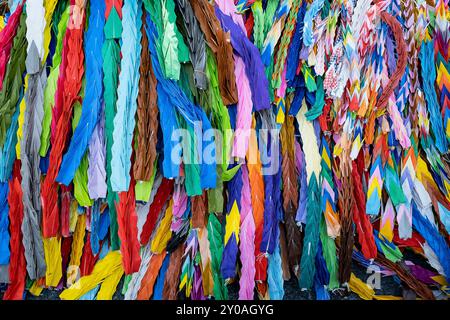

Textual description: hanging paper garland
[0,0,448,301]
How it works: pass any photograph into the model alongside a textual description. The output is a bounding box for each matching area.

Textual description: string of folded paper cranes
[0,0,449,300]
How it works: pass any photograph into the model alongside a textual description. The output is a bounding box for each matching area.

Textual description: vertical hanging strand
[20,0,47,280]
[320,137,340,238]
[103,0,123,250]
[299,173,321,289]
[134,9,158,182]
[42,0,59,63]
[281,107,301,278]
[191,192,207,229]
[272,0,302,90]
[259,109,278,255]
[145,4,180,180]
[213,1,254,159]
[220,167,242,280]
[175,0,207,89]
[351,160,377,259]
[197,226,213,297]
[41,0,87,238]
[247,117,267,296]
[373,11,408,115]
[116,176,141,275]
[56,0,106,189]
[207,213,228,299]
[3,162,25,300]
[0,6,26,150]
[214,6,270,112]
[260,0,291,66]
[39,2,70,158]
[434,0,450,143]
[319,211,339,289]
[0,181,9,279]
[190,0,238,105]
[238,165,256,300]
[420,40,448,154]
[337,154,354,286]
[163,244,185,300]
[110,0,142,192]
[159,0,180,80]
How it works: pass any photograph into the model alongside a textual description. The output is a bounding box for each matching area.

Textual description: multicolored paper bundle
[0,0,449,301]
